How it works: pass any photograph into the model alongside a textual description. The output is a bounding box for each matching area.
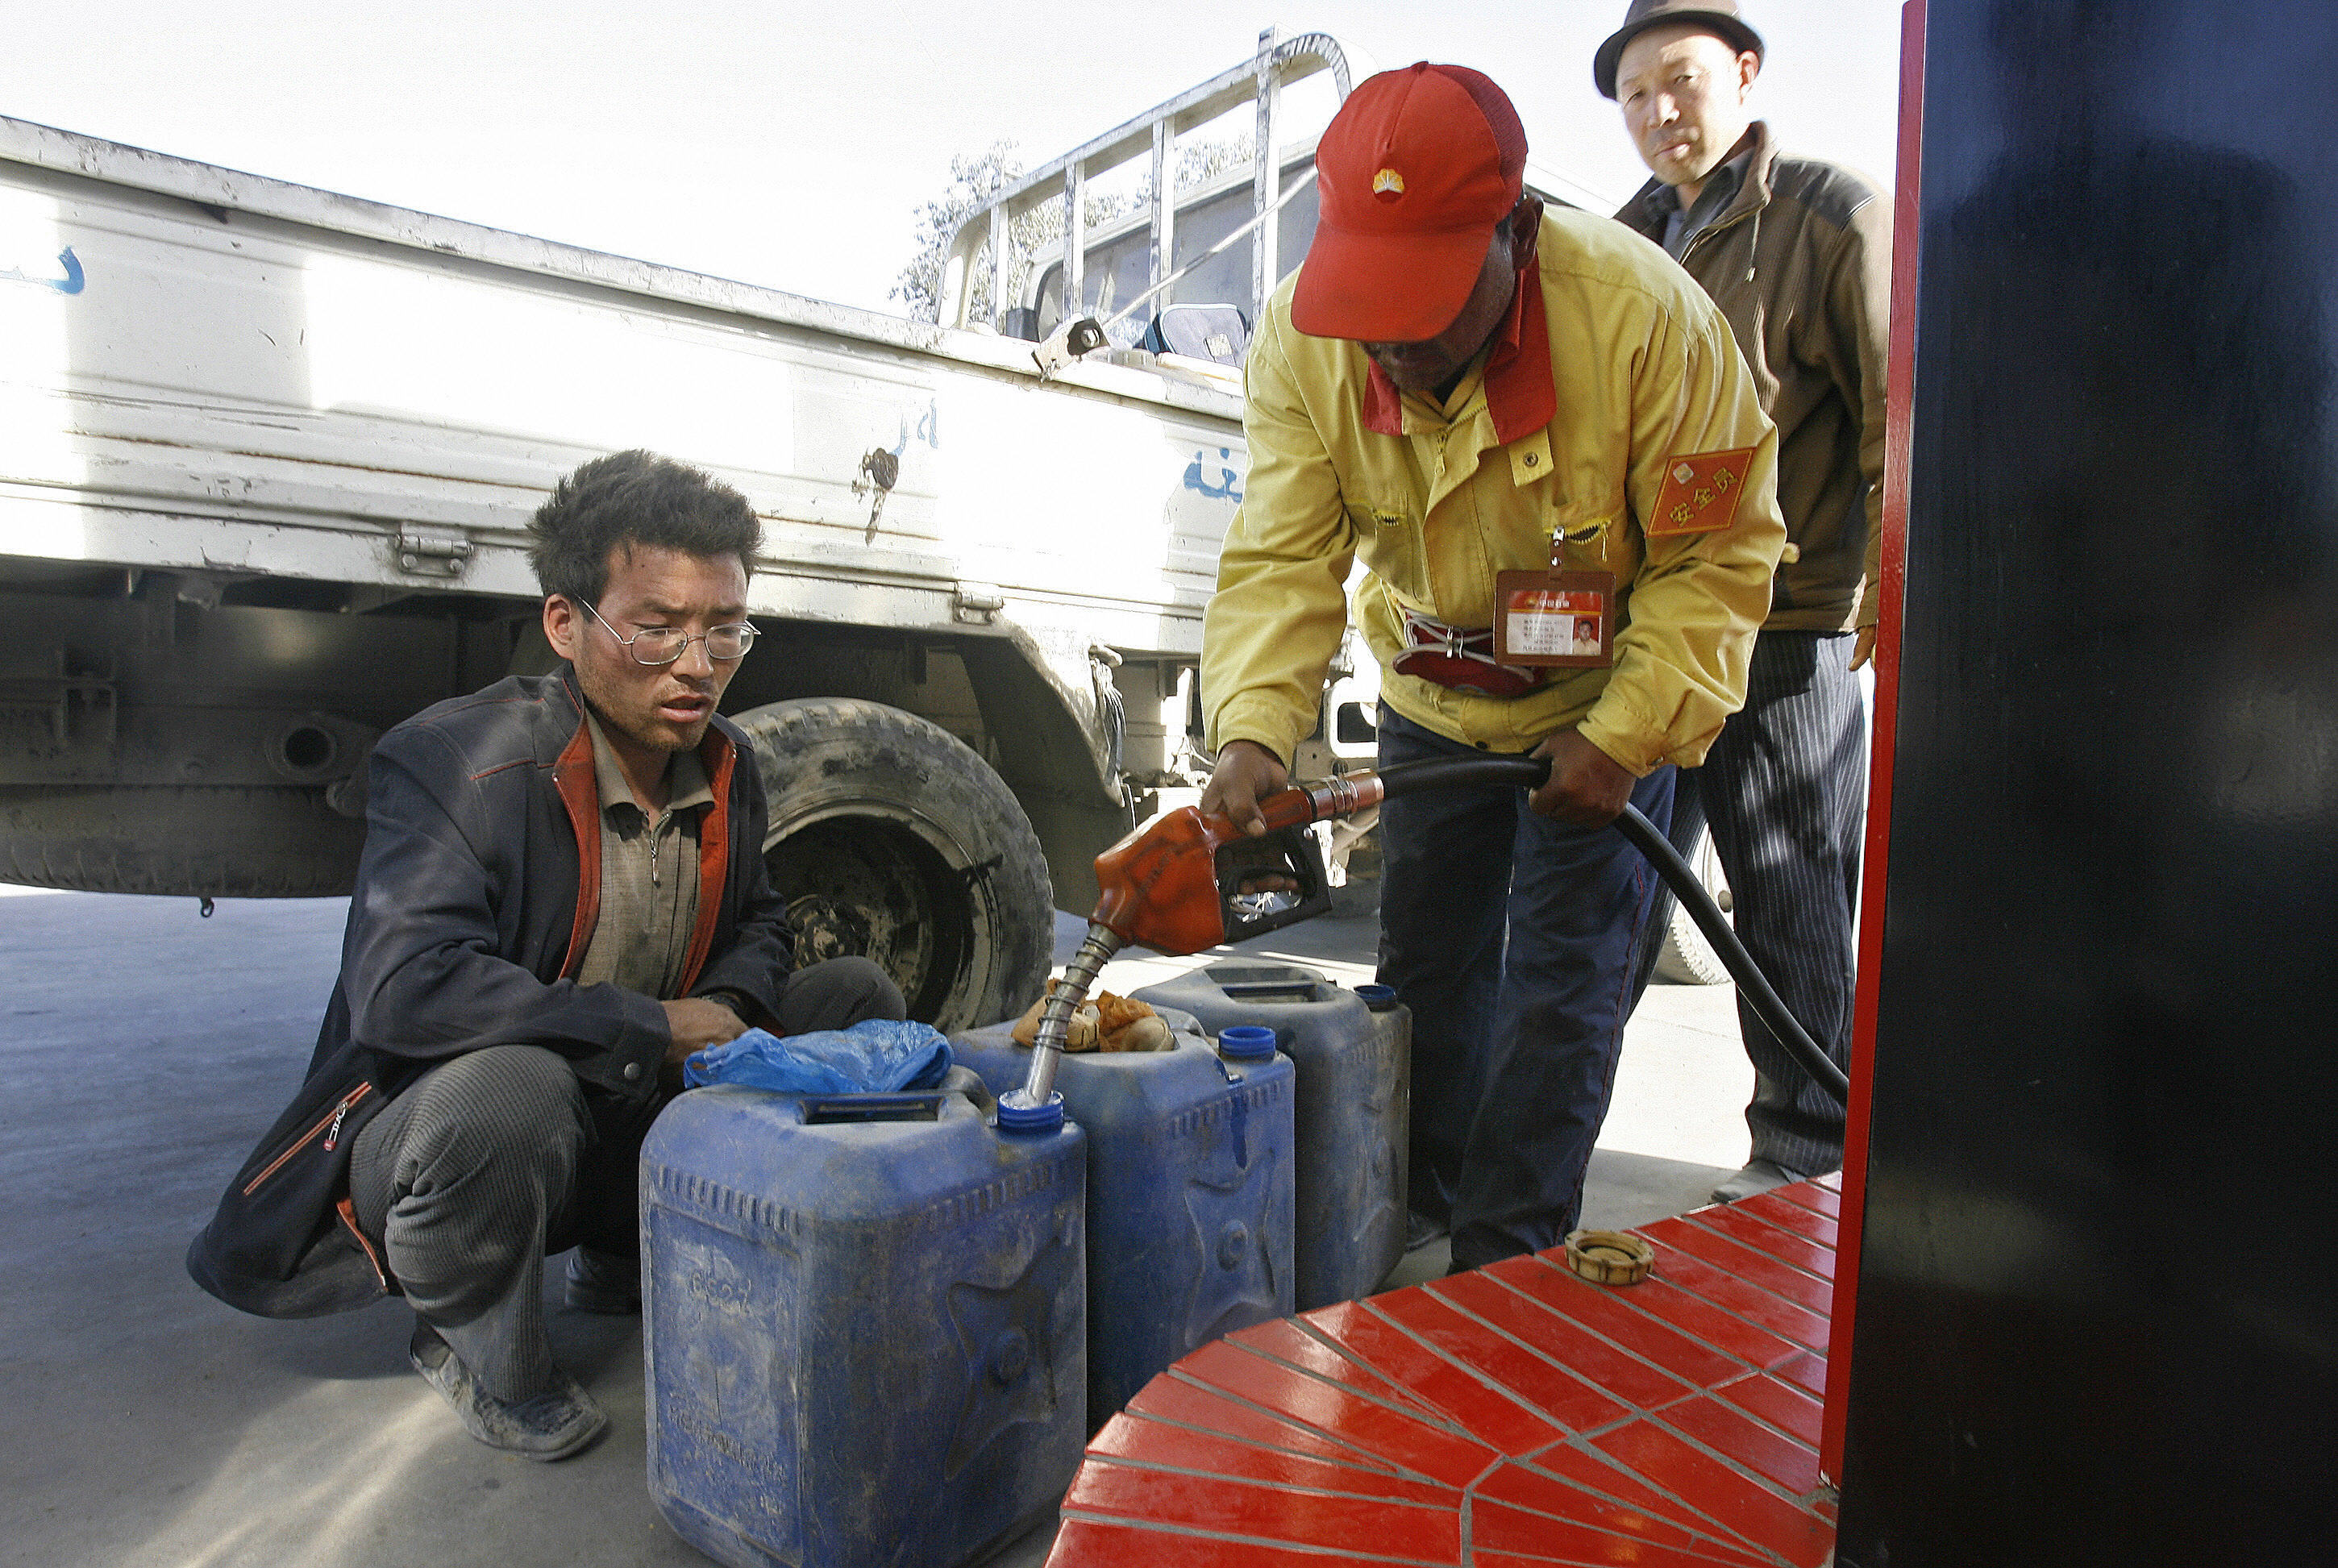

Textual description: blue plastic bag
[682,1019,953,1095]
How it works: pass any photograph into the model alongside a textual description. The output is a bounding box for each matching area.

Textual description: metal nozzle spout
[1004,922,1124,1112]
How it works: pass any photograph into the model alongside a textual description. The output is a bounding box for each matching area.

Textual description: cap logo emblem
[1372,167,1406,202]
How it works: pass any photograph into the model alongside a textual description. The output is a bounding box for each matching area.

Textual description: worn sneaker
[1710,1158,1808,1205]
[409,1321,607,1462]
[564,1246,641,1315]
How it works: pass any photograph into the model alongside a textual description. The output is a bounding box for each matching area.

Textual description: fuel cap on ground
[1562,1229,1654,1287]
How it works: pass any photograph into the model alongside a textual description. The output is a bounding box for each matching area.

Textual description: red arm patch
[1645,447,1757,536]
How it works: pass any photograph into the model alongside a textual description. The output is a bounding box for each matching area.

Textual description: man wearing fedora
[1600,0,1892,1201]
[1197,64,1783,1269]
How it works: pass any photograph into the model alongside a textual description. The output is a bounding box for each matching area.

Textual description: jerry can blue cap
[1354,983,1399,1011]
[1218,1025,1276,1059]
[995,1090,1066,1135]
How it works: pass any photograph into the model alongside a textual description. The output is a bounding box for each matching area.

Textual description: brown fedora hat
[1594,0,1766,99]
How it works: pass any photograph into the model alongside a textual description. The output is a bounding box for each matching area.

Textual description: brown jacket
[1616,122,1891,632]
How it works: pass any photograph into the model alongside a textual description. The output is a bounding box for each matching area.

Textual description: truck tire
[732,697,1053,1032]
[0,784,363,896]
[1652,822,1733,986]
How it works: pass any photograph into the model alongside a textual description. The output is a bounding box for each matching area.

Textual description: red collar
[1360,264,1556,447]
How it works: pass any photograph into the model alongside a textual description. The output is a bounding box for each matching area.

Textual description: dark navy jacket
[186,669,792,1317]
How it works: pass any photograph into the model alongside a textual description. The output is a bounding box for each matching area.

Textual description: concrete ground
[0,887,1753,1568]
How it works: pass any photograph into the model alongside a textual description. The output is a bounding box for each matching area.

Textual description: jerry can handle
[1218,980,1325,1001]
[800,1092,947,1125]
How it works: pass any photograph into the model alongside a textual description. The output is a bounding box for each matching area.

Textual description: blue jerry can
[951,1021,1295,1430]
[640,1086,1085,1568]
[1134,962,1411,1310]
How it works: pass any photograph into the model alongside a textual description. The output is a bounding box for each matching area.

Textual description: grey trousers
[1662,630,1866,1178]
[349,957,905,1400]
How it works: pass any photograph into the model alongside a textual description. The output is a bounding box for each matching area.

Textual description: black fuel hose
[1374,754,1852,1108]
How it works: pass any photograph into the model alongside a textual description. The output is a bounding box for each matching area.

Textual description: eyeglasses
[576,598,757,666]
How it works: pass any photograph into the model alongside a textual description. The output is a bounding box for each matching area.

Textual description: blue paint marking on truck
[1,245,81,293]
[1184,447,1242,501]
[889,397,942,460]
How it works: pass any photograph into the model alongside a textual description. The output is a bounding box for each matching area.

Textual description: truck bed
[0,114,1246,657]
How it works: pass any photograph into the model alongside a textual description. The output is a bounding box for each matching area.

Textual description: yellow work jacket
[1203,209,1786,776]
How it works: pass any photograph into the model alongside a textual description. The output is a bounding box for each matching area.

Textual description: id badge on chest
[1493,568,1615,668]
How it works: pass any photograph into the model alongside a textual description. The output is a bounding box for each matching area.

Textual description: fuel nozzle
[1084,773,1388,958]
[1001,771,1387,1117]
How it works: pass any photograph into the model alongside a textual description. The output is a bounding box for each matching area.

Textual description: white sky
[1,1,1907,314]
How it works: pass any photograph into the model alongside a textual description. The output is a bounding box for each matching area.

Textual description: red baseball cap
[1291,63,1529,343]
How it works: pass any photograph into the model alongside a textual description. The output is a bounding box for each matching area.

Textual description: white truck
[0,35,1380,1034]
[0,34,1691,1031]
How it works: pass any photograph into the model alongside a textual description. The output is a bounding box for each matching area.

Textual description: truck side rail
[936,29,1353,337]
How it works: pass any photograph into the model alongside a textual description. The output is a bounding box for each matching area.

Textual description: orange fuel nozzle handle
[1078,759,1570,959]
[1086,774,1387,958]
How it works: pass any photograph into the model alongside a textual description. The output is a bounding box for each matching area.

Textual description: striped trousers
[348,956,905,1401]
[1664,630,1866,1179]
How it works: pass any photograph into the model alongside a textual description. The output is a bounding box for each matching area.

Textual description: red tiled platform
[1046,1175,1841,1568]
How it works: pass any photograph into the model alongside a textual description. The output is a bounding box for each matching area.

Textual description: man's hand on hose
[1528,728,1637,827]
[662,996,747,1065]
[1200,739,1289,838]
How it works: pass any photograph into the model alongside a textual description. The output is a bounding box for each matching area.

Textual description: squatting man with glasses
[188,449,905,1459]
